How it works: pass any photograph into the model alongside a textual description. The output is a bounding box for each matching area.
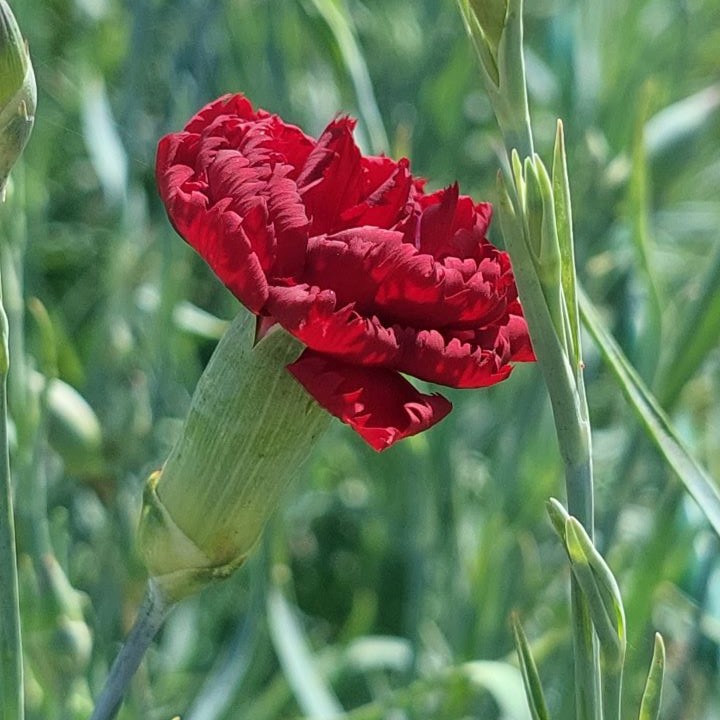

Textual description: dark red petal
[402,186,494,262]
[187,202,270,313]
[297,117,363,234]
[263,116,317,177]
[300,229,516,329]
[397,328,513,388]
[288,351,452,451]
[157,122,313,311]
[338,157,414,230]
[266,285,401,365]
[300,229,409,311]
[504,311,536,362]
[415,182,460,256]
[184,94,264,134]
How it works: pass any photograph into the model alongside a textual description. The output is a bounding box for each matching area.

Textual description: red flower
[156,94,534,451]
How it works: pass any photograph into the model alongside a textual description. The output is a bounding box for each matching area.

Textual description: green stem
[601,666,623,720]
[90,581,172,720]
[0,334,23,720]
[460,0,603,715]
[502,203,601,718]
[566,452,601,720]
[495,0,535,159]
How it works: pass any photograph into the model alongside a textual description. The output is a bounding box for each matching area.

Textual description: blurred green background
[3,0,720,718]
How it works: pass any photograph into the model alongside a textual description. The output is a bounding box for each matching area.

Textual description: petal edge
[287,351,452,451]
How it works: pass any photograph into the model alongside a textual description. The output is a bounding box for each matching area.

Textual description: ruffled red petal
[338,157,414,230]
[287,351,452,451]
[266,284,401,365]
[396,327,513,388]
[298,229,518,329]
[267,278,518,390]
[504,310,536,362]
[297,117,363,234]
[400,184,494,262]
[184,94,265,134]
[156,104,315,311]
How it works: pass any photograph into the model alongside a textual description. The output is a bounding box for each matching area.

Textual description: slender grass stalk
[90,580,172,720]
[0,291,23,720]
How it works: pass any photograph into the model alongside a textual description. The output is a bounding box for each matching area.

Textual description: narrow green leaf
[546,497,570,542]
[267,585,344,719]
[462,661,533,720]
[510,149,526,205]
[638,634,665,720]
[494,0,534,157]
[579,288,720,538]
[306,0,388,154]
[524,157,544,264]
[497,172,587,472]
[565,520,624,668]
[626,81,662,383]
[80,74,128,206]
[533,154,568,354]
[456,0,501,86]
[645,83,720,156]
[566,518,626,669]
[657,245,720,408]
[511,614,552,720]
[467,0,508,59]
[27,297,58,379]
[552,120,581,369]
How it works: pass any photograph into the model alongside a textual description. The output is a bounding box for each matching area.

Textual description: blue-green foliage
[4,0,719,717]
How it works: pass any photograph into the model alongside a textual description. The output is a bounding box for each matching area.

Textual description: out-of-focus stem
[602,666,623,720]
[90,581,172,720]
[0,302,23,720]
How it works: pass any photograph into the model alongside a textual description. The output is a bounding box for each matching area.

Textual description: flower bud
[548,499,627,672]
[0,0,35,199]
[138,310,331,602]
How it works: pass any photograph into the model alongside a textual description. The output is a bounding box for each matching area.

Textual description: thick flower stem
[90,581,172,720]
[0,364,23,720]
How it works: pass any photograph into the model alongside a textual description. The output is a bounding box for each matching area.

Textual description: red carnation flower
[156,94,534,451]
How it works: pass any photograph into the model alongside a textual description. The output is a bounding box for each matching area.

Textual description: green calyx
[0,0,35,198]
[138,309,331,603]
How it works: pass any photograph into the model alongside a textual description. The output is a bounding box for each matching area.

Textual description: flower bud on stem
[139,309,331,603]
[91,309,331,718]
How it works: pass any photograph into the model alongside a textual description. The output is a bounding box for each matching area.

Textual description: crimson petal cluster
[156,94,534,451]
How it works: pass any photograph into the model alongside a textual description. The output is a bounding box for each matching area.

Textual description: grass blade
[512,614,551,720]
[267,584,344,719]
[305,0,388,154]
[638,634,665,720]
[579,288,720,537]
[657,245,720,408]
